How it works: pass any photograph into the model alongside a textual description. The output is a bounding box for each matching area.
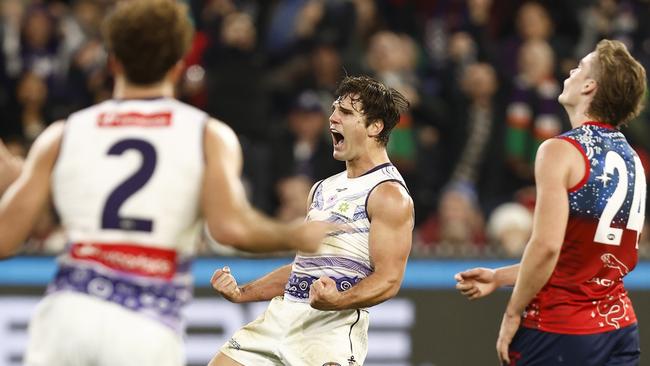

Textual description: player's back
[48,97,207,331]
[523,122,646,334]
[53,97,205,251]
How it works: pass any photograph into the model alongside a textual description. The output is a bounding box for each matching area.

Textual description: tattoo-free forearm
[506,241,560,316]
[238,264,292,302]
[330,270,403,310]
[495,264,520,287]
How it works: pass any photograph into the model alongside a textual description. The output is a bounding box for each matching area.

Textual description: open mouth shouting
[331,128,345,149]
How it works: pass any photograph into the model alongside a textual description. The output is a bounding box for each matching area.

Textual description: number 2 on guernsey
[594,152,646,247]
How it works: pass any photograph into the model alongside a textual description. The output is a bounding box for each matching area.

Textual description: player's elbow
[206,220,250,250]
[529,238,562,258]
[0,235,21,259]
[382,276,402,299]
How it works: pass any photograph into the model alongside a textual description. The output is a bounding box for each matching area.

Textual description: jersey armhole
[556,136,590,193]
[50,119,69,177]
[364,179,410,222]
[309,179,325,206]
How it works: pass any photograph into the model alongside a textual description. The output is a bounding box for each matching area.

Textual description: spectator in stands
[503,39,566,196]
[270,89,344,217]
[486,202,533,257]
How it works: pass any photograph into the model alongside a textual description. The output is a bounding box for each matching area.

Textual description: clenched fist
[309,276,341,310]
[210,266,242,303]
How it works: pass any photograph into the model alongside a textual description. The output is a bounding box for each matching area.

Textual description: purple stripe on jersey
[326,227,371,237]
[48,263,192,333]
[294,256,373,276]
[284,273,362,300]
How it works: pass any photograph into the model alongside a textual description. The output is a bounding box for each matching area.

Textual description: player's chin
[332,150,346,161]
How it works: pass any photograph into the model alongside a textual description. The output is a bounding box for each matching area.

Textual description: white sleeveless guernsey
[49,97,206,332]
[284,163,408,302]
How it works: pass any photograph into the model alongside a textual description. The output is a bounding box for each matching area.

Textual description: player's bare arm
[212,264,292,303]
[455,264,520,300]
[212,180,325,303]
[310,181,413,310]
[0,122,64,258]
[0,140,24,195]
[497,138,583,363]
[201,119,333,253]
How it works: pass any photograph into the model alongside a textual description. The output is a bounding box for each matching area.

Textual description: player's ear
[168,60,186,84]
[108,55,122,77]
[582,78,597,95]
[367,119,384,138]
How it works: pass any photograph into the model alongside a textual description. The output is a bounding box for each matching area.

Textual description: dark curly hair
[335,76,410,146]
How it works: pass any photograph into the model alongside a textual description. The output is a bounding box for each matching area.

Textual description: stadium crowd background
[1,0,649,259]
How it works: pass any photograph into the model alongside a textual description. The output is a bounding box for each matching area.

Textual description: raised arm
[201,119,332,253]
[0,122,64,258]
[310,181,414,310]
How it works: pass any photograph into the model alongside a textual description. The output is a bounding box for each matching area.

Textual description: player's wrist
[504,301,524,318]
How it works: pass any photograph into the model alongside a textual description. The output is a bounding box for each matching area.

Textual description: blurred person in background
[209,75,413,366]
[486,202,533,258]
[0,1,335,365]
[504,39,566,196]
[271,90,344,221]
[416,182,486,257]
[456,39,646,365]
[13,71,53,142]
[203,9,274,212]
[445,62,507,212]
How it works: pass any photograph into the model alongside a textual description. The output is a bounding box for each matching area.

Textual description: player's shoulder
[368,180,413,215]
[27,120,66,163]
[370,180,411,201]
[205,118,238,145]
[538,137,583,163]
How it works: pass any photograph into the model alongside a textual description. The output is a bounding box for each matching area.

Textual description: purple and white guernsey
[284,163,408,303]
[50,98,207,333]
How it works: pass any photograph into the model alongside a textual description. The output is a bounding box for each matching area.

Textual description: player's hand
[210,266,242,303]
[454,267,497,300]
[0,139,23,194]
[309,276,341,310]
[288,221,343,253]
[496,311,520,365]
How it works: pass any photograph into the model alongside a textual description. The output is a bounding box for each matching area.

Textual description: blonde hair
[588,39,647,127]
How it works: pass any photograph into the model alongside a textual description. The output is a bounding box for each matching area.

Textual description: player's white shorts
[24,291,184,366]
[220,296,369,366]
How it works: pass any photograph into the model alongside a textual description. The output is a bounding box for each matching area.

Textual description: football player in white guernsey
[209,76,415,366]
[0,1,334,366]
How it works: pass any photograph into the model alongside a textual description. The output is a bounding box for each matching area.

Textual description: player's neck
[563,101,592,129]
[345,148,390,178]
[113,76,175,100]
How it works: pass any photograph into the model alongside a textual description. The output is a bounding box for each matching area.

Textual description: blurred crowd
[2,0,650,258]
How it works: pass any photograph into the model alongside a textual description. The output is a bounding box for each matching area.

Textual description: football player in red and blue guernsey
[455,39,647,365]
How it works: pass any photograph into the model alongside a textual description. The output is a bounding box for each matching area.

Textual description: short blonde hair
[588,39,647,127]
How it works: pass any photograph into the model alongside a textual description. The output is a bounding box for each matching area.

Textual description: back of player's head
[588,39,647,127]
[103,0,193,86]
[334,75,410,146]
